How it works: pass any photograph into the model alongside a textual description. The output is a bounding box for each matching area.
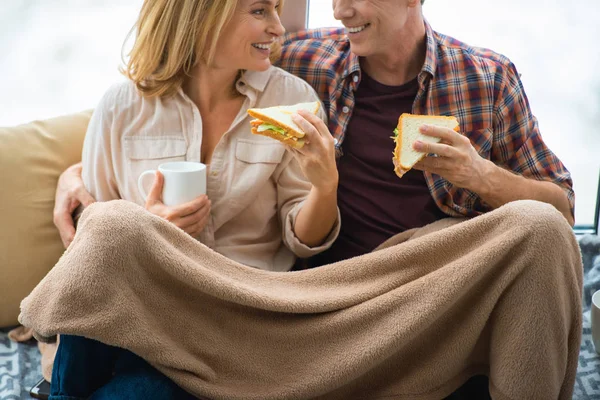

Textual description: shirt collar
[236,67,272,94]
[420,19,438,80]
[338,39,361,90]
[342,50,361,81]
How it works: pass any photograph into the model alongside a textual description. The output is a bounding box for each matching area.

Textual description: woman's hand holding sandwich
[287,109,340,248]
[290,109,339,193]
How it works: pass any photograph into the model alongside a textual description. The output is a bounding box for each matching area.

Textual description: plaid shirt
[277,22,575,218]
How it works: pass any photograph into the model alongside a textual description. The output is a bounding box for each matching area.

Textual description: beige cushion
[0,111,92,327]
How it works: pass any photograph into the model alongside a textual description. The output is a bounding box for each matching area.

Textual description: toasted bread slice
[392,114,459,178]
[247,102,321,145]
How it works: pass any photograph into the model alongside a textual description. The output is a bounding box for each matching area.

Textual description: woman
[49,0,339,399]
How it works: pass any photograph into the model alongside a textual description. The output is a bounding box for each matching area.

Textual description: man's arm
[414,61,574,226]
[475,160,574,226]
[413,125,575,226]
[53,162,96,248]
[55,88,123,248]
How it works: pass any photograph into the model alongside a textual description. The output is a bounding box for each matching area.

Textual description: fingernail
[413,141,423,150]
[419,125,429,133]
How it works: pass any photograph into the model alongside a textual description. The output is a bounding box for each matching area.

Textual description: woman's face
[213,0,285,72]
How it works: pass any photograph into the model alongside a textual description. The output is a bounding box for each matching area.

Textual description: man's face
[332,0,413,57]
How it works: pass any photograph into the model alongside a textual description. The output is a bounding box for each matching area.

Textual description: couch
[0,110,92,327]
[2,109,600,399]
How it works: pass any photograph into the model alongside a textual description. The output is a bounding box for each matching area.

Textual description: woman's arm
[275,151,340,258]
[290,109,339,247]
[275,107,340,255]
[293,186,338,247]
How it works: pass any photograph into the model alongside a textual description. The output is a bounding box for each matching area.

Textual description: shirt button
[211,171,218,177]
[342,106,350,114]
[353,75,359,83]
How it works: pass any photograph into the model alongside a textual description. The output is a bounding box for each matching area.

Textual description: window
[0,1,143,126]
[308,0,600,230]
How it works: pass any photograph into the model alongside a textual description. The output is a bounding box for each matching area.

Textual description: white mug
[592,290,600,354]
[138,161,207,207]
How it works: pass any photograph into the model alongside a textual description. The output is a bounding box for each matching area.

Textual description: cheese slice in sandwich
[392,113,460,178]
[247,101,320,149]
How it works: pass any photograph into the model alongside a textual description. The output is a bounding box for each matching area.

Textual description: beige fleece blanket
[19,199,582,400]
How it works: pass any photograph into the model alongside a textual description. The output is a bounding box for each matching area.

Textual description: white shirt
[82,66,340,271]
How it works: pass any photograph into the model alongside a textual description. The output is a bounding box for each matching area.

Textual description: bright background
[1,0,598,228]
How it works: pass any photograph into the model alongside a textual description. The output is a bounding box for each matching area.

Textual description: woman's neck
[183,64,242,113]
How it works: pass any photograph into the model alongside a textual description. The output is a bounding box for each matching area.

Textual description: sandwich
[392,113,460,178]
[247,101,321,149]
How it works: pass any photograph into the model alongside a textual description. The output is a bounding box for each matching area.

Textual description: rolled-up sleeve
[493,63,575,217]
[283,199,341,258]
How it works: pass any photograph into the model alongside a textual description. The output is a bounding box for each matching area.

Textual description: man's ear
[280,0,308,33]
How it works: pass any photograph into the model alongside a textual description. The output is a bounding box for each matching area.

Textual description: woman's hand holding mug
[138,161,210,237]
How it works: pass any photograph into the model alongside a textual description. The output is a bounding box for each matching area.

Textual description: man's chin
[348,42,371,58]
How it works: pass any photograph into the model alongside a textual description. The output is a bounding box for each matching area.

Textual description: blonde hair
[122,0,284,98]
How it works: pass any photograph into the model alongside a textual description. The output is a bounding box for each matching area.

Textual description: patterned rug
[1,235,600,400]
[576,235,600,399]
[0,332,40,399]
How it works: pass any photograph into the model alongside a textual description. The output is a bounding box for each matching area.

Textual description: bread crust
[392,113,459,178]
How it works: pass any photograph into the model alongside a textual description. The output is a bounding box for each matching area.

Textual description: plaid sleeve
[492,62,575,216]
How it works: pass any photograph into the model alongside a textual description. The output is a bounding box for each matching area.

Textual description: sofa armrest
[0,110,92,327]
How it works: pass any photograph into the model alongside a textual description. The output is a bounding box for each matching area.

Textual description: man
[53,0,580,398]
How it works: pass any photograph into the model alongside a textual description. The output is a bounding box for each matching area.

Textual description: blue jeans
[50,335,197,400]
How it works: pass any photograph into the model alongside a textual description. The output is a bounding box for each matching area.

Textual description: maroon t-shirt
[312,72,446,266]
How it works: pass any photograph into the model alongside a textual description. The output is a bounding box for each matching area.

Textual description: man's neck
[360,19,427,87]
